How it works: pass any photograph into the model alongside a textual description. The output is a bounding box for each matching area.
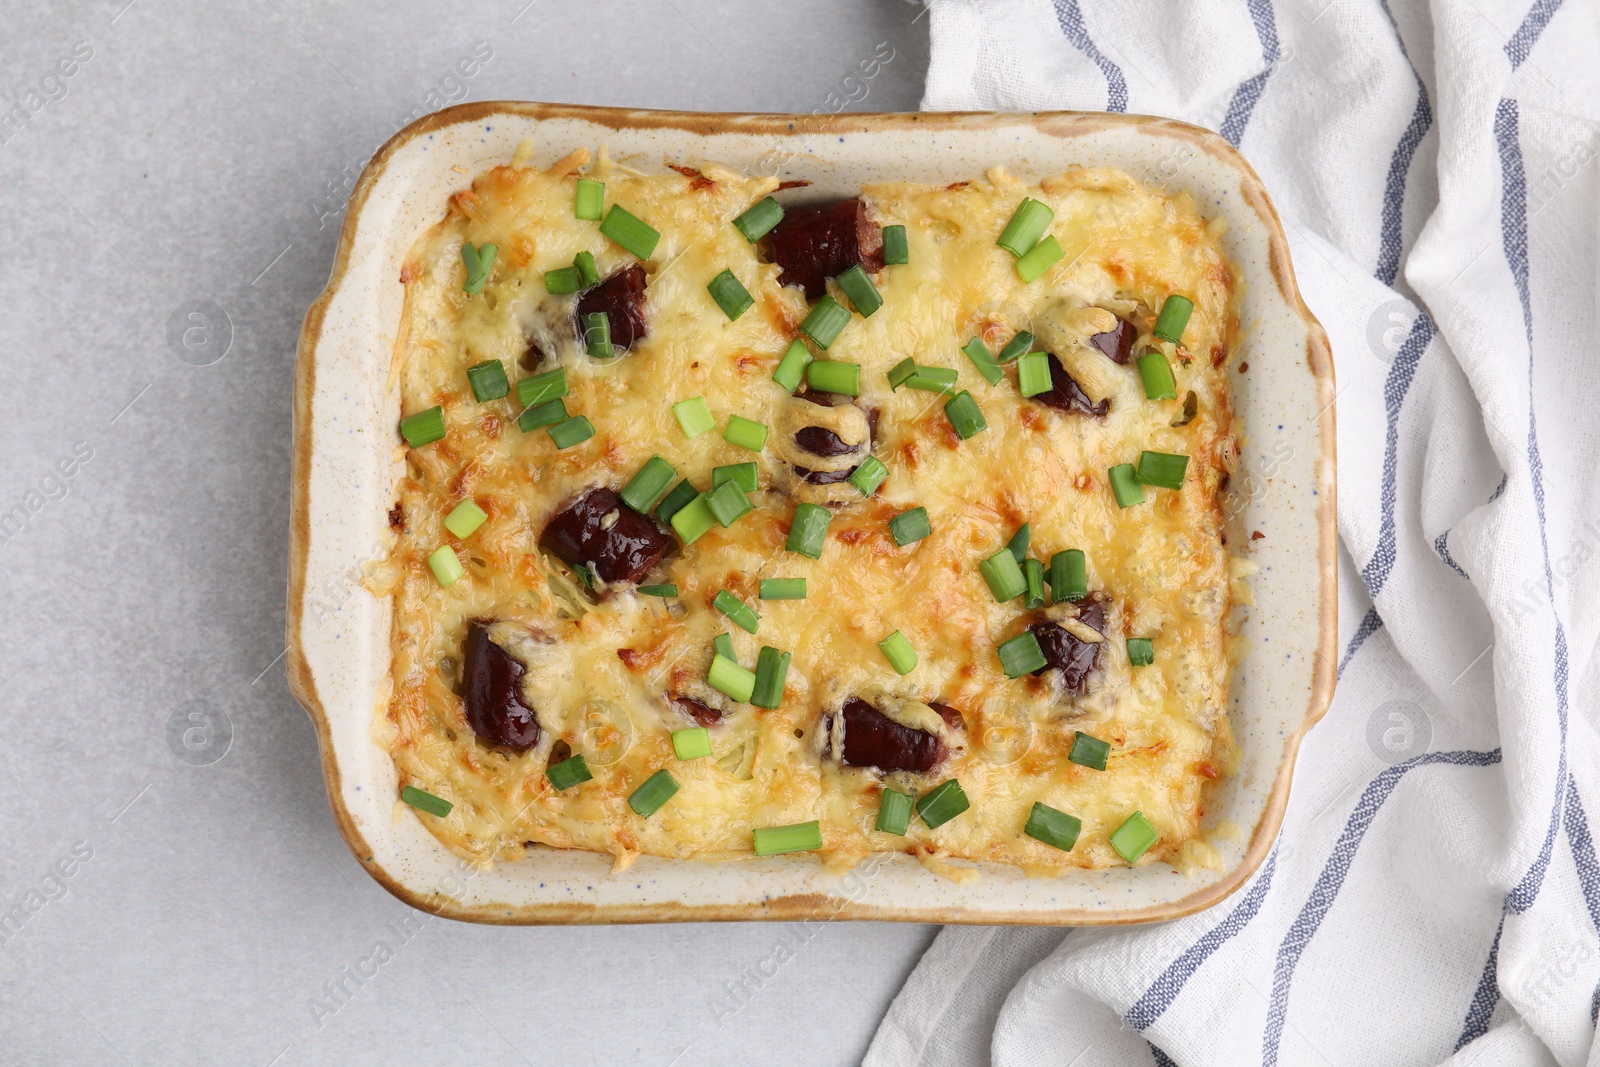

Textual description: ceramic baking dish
[287,103,1335,925]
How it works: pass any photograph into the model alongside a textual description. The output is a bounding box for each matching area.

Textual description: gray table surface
[0,3,936,1063]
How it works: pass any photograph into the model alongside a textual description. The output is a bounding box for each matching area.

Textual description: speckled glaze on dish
[288,103,1335,926]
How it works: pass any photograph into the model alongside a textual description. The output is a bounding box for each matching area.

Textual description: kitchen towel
[866,0,1600,1064]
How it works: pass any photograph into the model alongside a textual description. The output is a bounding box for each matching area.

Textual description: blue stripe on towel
[1219,0,1280,146]
[1561,781,1600,1023]
[1375,1,1434,286]
[1359,313,1436,599]
[1455,917,1505,1049]
[1505,0,1563,69]
[1050,0,1128,111]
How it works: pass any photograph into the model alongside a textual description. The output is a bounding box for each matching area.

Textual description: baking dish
[287,103,1335,925]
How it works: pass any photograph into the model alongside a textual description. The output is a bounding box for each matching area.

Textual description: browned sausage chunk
[767,199,884,299]
[1032,353,1109,417]
[672,696,722,727]
[575,264,649,350]
[463,622,541,750]
[837,697,946,773]
[1029,600,1107,695]
[1088,317,1137,364]
[539,487,672,585]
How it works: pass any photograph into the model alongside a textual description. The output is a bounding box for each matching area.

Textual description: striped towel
[866,1,1600,1064]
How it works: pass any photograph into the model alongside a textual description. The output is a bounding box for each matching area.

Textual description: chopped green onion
[751,646,791,709]
[547,754,592,790]
[707,653,756,702]
[996,198,1054,257]
[753,820,822,857]
[443,500,487,540]
[573,563,596,589]
[637,584,678,598]
[1006,523,1031,562]
[575,178,605,221]
[980,548,1026,601]
[889,358,956,393]
[944,390,988,439]
[888,507,932,547]
[427,545,464,588]
[545,266,583,294]
[1024,802,1081,851]
[723,415,768,452]
[705,480,753,528]
[466,360,509,402]
[1153,295,1194,343]
[655,479,698,524]
[707,269,755,321]
[400,406,445,448]
[1016,350,1052,397]
[547,416,594,449]
[875,789,913,835]
[599,205,660,260]
[670,493,718,545]
[462,242,496,295]
[1108,463,1145,507]
[1068,731,1111,770]
[733,196,784,242]
[713,589,760,634]
[786,502,831,559]
[997,631,1047,677]
[620,456,677,513]
[772,338,813,392]
[799,295,850,349]
[672,396,715,438]
[1048,549,1087,603]
[1110,811,1159,862]
[1136,351,1178,400]
[849,455,889,496]
[1015,235,1065,283]
[1127,638,1155,667]
[628,768,680,817]
[672,727,713,761]
[582,312,615,359]
[881,224,908,265]
[961,337,1005,385]
[516,368,567,408]
[518,398,568,432]
[887,356,917,390]
[998,331,1036,364]
[758,578,806,600]
[835,264,882,317]
[878,630,918,675]
[1136,451,1189,490]
[1022,558,1046,609]
[916,779,970,829]
[401,785,452,818]
[712,633,736,662]
[806,360,861,396]
[712,462,759,493]
[574,250,600,288]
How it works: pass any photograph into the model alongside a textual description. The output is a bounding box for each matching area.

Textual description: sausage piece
[1088,317,1137,364]
[539,487,672,585]
[462,622,542,750]
[837,698,946,773]
[1029,600,1107,695]
[767,199,884,299]
[1032,353,1110,417]
[673,696,722,727]
[574,264,649,351]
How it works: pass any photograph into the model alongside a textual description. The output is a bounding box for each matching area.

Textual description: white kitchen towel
[866,1,1600,1064]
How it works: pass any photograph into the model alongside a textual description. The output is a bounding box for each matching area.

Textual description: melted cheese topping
[380,150,1239,874]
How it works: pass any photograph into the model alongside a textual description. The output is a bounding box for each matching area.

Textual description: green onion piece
[1023,558,1046,609]
[1110,811,1159,863]
[707,269,755,321]
[443,500,487,540]
[1015,235,1065,283]
[427,545,464,588]
[462,243,496,295]
[961,337,1004,386]
[732,196,784,242]
[1127,638,1155,667]
[997,631,1047,677]
[1153,295,1194,343]
[1024,802,1081,851]
[799,295,850,349]
[888,507,932,547]
[547,416,595,449]
[672,727,713,761]
[1016,350,1052,397]
[786,502,832,559]
[1108,463,1145,508]
[751,646,792,709]
[461,241,481,285]
[713,589,760,634]
[944,390,988,439]
[1136,351,1179,400]
[904,367,959,394]
[881,224,908,265]
[707,653,756,702]
[575,178,605,221]
[980,548,1026,601]
[849,455,889,496]
[401,785,452,818]
[574,250,600,288]
[1068,731,1111,770]
[875,789,913,835]
[1006,523,1031,562]
[712,633,736,662]
[628,768,680,818]
[400,406,445,447]
[466,360,509,402]
[573,563,596,589]
[705,479,753,528]
[1048,549,1087,603]
[620,455,677,513]
[998,331,1036,364]
[758,578,806,600]
[887,356,917,390]
[637,584,678,598]
[545,266,583,294]
[547,754,592,791]
[712,462,758,493]
[915,779,970,829]
[806,360,861,396]
[517,398,568,432]
[996,198,1054,257]
[582,312,615,359]
[772,338,813,392]
[753,820,822,857]
[835,264,883,317]
[670,493,718,545]
[878,630,918,675]
[516,368,568,408]
[655,479,698,524]
[1136,451,1190,490]
[672,396,716,438]
[723,415,768,452]
[600,204,660,260]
